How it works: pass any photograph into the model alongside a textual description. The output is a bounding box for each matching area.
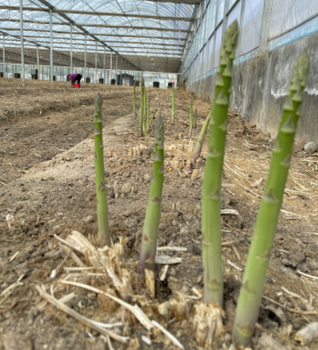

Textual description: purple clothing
[69,73,78,84]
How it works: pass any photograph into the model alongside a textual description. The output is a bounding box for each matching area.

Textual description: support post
[115,54,118,85]
[50,9,53,83]
[236,0,246,61]
[2,35,5,77]
[84,33,87,79]
[103,47,106,84]
[70,24,73,71]
[260,0,273,46]
[110,51,112,84]
[37,45,39,79]
[95,41,97,83]
[19,0,25,86]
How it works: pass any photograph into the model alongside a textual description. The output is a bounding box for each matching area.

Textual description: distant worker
[67,73,82,87]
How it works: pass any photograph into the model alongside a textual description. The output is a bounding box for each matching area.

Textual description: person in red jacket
[67,73,82,87]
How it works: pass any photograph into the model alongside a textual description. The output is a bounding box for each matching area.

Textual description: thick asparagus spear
[233,51,309,347]
[171,86,175,122]
[94,93,110,247]
[188,110,212,175]
[139,116,165,273]
[201,20,238,307]
[194,108,197,129]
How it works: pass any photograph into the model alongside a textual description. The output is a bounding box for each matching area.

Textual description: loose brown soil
[1,78,318,350]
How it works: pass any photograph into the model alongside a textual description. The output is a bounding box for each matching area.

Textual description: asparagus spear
[171,86,175,122]
[133,81,136,119]
[188,109,212,175]
[147,97,150,130]
[194,108,197,129]
[188,97,193,138]
[139,77,145,136]
[233,51,309,347]
[201,20,239,307]
[139,116,165,273]
[149,109,157,130]
[94,93,110,247]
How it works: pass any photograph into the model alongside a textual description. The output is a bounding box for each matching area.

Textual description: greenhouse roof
[0,0,198,72]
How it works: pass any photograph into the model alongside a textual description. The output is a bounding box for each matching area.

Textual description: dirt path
[0,80,318,350]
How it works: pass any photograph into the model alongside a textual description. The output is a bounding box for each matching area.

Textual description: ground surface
[0,79,318,350]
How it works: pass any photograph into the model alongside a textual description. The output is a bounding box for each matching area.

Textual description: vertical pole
[110,51,112,84]
[19,0,25,86]
[70,23,73,74]
[115,54,118,85]
[103,47,106,84]
[2,35,5,77]
[50,9,53,83]
[95,42,97,83]
[37,45,39,79]
[236,0,246,61]
[260,0,273,46]
[70,24,73,72]
[84,33,87,79]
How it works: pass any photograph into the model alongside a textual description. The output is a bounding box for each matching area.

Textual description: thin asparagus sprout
[194,108,197,129]
[139,77,145,136]
[139,116,164,273]
[201,20,239,307]
[149,109,157,130]
[133,82,136,118]
[188,97,193,138]
[147,97,150,130]
[94,93,110,247]
[144,109,148,146]
[232,51,309,347]
[171,86,175,122]
[188,110,212,175]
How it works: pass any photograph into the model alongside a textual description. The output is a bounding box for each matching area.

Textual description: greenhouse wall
[180,0,318,143]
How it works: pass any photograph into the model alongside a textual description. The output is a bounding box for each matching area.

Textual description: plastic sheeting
[240,0,265,54]
[214,23,223,68]
[216,0,225,25]
[207,34,214,72]
[269,0,318,39]
[227,1,241,28]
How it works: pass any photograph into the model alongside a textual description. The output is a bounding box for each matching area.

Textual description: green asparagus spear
[172,86,175,122]
[149,109,157,130]
[194,108,197,129]
[147,97,150,130]
[133,82,136,119]
[139,116,164,273]
[139,77,145,136]
[233,51,310,347]
[94,93,110,247]
[188,110,212,175]
[188,97,193,138]
[201,20,238,307]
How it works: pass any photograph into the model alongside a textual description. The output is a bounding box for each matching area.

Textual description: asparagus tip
[94,93,102,114]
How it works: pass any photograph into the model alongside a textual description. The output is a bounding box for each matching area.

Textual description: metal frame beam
[0,28,187,41]
[0,19,191,32]
[0,6,193,21]
[21,36,185,47]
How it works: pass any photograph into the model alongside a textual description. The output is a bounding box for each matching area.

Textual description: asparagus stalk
[194,108,197,129]
[188,109,212,175]
[94,93,110,247]
[139,77,145,136]
[233,51,309,347]
[133,82,136,118]
[144,109,148,146]
[171,86,175,122]
[139,116,165,273]
[188,97,193,138]
[147,97,150,130]
[201,21,239,307]
[149,109,157,130]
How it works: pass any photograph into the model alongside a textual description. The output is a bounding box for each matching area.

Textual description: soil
[1,78,318,350]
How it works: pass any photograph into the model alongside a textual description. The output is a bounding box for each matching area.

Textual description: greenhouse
[1,1,318,349]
